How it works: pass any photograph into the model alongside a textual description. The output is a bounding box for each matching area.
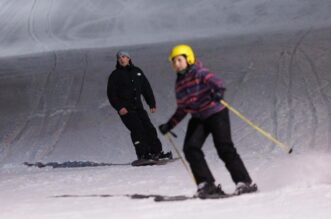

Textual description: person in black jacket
[107,51,171,161]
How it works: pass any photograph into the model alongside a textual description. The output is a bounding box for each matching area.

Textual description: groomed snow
[1,0,331,57]
[0,1,331,218]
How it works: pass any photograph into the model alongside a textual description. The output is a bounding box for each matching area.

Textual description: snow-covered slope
[1,28,330,164]
[1,0,331,57]
[1,28,331,219]
[0,1,331,218]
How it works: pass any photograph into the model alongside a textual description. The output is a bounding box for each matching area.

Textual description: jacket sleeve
[107,73,124,111]
[202,71,226,95]
[141,70,156,108]
[167,106,187,130]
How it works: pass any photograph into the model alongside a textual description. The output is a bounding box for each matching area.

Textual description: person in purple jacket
[159,45,257,198]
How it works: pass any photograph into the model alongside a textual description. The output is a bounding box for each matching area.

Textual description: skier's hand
[119,107,128,116]
[150,107,156,113]
[159,123,170,135]
[211,91,223,102]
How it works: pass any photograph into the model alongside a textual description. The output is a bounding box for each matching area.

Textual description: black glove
[159,123,171,135]
[211,91,224,102]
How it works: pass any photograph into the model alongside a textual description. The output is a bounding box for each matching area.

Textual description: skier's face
[118,55,130,67]
[171,55,188,73]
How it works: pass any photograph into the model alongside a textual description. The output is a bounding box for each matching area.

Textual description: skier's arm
[107,74,125,111]
[202,72,226,97]
[167,106,187,130]
[159,106,187,134]
[141,71,156,108]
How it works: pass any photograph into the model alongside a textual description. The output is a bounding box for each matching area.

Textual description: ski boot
[131,153,154,166]
[158,151,173,160]
[234,182,258,195]
[195,182,226,199]
[151,151,173,161]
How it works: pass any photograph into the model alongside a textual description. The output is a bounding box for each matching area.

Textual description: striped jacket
[167,60,225,129]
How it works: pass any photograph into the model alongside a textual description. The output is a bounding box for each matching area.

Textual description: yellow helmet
[168,44,195,65]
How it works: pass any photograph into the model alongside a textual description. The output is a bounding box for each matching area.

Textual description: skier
[158,45,257,198]
[108,51,171,163]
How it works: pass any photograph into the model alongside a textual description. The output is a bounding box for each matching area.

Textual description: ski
[23,158,179,168]
[53,192,238,202]
[23,161,131,168]
[153,193,237,202]
[154,183,258,202]
[131,157,179,166]
[54,194,159,199]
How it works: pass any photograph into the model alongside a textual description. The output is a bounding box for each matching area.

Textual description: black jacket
[107,61,156,112]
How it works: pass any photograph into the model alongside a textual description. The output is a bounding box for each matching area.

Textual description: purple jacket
[167,60,225,129]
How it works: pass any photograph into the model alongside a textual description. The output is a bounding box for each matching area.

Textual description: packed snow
[0,0,331,57]
[0,1,331,219]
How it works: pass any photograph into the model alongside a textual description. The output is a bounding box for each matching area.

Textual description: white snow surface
[1,0,331,57]
[1,1,331,219]
[1,153,331,219]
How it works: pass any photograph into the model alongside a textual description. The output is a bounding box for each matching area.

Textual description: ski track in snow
[272,49,286,152]
[300,48,331,150]
[286,30,308,149]
[0,153,331,219]
[28,0,39,47]
[1,0,331,57]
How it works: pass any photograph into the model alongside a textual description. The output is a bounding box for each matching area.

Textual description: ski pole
[165,133,196,184]
[220,100,293,154]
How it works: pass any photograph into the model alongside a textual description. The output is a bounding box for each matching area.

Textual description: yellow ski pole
[221,100,293,154]
[165,133,196,184]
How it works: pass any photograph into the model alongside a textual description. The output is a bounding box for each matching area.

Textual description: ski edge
[131,157,180,166]
[153,193,237,202]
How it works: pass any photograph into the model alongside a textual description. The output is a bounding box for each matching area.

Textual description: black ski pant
[183,108,252,185]
[120,109,162,159]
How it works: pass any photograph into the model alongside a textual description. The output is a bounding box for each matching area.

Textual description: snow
[1,1,331,219]
[1,153,331,219]
[1,0,331,57]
